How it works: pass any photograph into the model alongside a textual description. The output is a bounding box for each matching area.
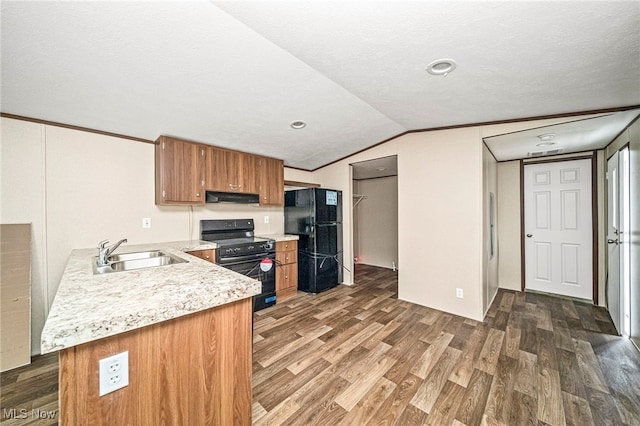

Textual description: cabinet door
[206,148,259,193]
[156,137,205,205]
[276,263,298,292]
[276,240,297,253]
[276,249,297,266]
[259,157,284,206]
[206,147,237,192]
[239,153,259,194]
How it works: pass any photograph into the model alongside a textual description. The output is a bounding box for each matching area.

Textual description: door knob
[607,238,619,245]
[526,234,532,238]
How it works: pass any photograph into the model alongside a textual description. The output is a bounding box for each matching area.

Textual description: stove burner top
[199,219,275,258]
[209,237,273,247]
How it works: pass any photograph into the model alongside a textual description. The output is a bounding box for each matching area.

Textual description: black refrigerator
[284,188,343,293]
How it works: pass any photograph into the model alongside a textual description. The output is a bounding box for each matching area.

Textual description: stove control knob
[226,248,233,254]
[234,247,241,253]
[248,245,255,250]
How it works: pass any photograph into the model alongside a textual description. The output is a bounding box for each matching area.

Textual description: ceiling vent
[527,148,562,158]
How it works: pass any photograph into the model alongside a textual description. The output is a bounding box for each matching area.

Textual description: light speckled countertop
[40,240,261,353]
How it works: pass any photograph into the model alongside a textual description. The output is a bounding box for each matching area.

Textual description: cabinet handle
[196,193,201,197]
[205,255,210,259]
[229,183,242,191]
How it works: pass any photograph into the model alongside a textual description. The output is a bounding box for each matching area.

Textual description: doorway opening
[350,155,398,291]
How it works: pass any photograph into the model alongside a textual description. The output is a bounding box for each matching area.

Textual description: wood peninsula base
[58,297,252,425]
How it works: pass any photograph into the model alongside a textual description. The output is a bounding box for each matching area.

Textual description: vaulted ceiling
[2,1,639,170]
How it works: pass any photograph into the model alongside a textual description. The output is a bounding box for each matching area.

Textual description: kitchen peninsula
[41,241,259,425]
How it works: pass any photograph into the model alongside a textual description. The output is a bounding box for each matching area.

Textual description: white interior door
[607,152,622,333]
[524,159,593,299]
[607,148,631,336]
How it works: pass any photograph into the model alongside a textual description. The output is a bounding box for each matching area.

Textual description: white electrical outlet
[456,288,464,298]
[142,218,151,228]
[99,351,129,396]
[264,215,269,224]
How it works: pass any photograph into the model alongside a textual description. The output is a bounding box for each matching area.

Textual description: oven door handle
[217,253,275,265]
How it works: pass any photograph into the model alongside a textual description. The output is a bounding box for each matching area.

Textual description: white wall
[353,176,398,269]
[1,119,47,355]
[284,167,316,185]
[311,128,486,320]
[311,126,487,320]
[398,128,484,320]
[496,161,521,291]
[1,118,284,354]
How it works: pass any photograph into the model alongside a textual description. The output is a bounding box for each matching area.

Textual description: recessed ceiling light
[426,59,457,76]
[536,141,556,147]
[537,133,556,141]
[290,121,306,129]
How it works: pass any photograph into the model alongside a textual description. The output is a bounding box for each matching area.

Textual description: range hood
[205,191,259,204]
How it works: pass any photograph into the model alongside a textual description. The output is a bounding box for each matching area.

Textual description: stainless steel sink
[108,250,165,262]
[93,251,187,274]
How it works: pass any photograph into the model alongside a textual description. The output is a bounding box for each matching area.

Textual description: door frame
[519,152,598,303]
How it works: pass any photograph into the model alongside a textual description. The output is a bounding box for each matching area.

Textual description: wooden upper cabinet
[155,135,283,206]
[206,147,258,194]
[155,136,205,205]
[259,156,284,206]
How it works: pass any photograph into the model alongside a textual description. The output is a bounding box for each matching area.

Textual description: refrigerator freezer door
[314,188,341,223]
[298,223,341,293]
[298,250,339,293]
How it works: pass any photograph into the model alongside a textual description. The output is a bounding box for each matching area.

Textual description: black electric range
[200,219,276,311]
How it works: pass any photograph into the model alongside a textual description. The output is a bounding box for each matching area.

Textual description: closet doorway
[350,155,398,285]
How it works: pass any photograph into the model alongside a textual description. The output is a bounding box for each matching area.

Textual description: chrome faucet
[97,239,127,266]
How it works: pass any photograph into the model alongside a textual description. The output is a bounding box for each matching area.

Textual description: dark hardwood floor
[1,350,58,425]
[2,263,639,425]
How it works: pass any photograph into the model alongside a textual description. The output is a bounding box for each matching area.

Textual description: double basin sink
[93,250,187,274]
